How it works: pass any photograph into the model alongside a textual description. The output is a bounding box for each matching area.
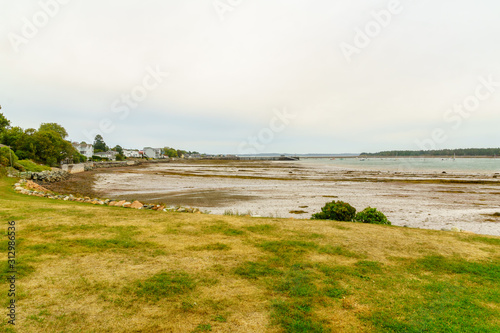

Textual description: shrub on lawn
[354,207,391,225]
[311,201,356,221]
[0,146,18,167]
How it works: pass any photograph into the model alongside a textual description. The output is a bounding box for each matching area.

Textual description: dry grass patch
[0,177,499,332]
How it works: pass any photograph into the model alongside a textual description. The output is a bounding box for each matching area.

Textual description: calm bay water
[299,157,500,174]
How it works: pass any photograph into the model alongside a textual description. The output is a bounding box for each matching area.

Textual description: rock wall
[19,169,69,182]
[61,163,86,174]
[63,160,161,172]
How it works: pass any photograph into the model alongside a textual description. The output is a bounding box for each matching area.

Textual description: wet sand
[79,160,500,236]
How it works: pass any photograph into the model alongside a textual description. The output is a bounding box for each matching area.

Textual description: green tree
[0,106,11,134]
[38,123,68,139]
[27,130,80,166]
[15,129,37,160]
[32,130,63,166]
[0,127,34,159]
[93,134,108,153]
[112,145,123,155]
[1,118,82,166]
[163,147,178,158]
[1,126,24,148]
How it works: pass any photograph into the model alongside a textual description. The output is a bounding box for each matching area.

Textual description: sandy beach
[73,160,500,236]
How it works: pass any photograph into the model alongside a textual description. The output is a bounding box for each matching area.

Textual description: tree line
[361,148,500,157]
[1,105,203,169]
[0,106,86,167]
[93,136,200,159]
[163,147,200,158]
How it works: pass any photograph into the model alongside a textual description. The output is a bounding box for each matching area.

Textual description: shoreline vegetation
[0,175,499,332]
[360,147,500,157]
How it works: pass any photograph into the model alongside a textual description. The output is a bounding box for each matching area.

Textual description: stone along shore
[13,179,203,214]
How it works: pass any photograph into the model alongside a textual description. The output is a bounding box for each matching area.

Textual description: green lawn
[0,176,499,332]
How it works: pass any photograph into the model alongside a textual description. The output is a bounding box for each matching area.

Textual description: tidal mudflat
[83,160,500,236]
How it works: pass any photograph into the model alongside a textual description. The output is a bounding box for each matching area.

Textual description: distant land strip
[361,148,500,157]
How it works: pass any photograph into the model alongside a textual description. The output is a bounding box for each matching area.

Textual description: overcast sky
[1,0,499,154]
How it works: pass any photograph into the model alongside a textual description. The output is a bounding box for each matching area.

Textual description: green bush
[74,153,87,163]
[0,146,18,167]
[354,207,391,225]
[311,201,356,221]
[16,160,51,172]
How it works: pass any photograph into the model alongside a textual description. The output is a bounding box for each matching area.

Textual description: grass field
[0,176,499,332]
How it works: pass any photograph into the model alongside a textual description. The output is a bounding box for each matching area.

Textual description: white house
[94,151,119,161]
[123,149,141,158]
[143,147,163,159]
[72,142,94,160]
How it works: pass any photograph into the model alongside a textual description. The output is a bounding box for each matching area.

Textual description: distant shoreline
[303,156,499,159]
[239,155,500,159]
[356,156,499,159]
